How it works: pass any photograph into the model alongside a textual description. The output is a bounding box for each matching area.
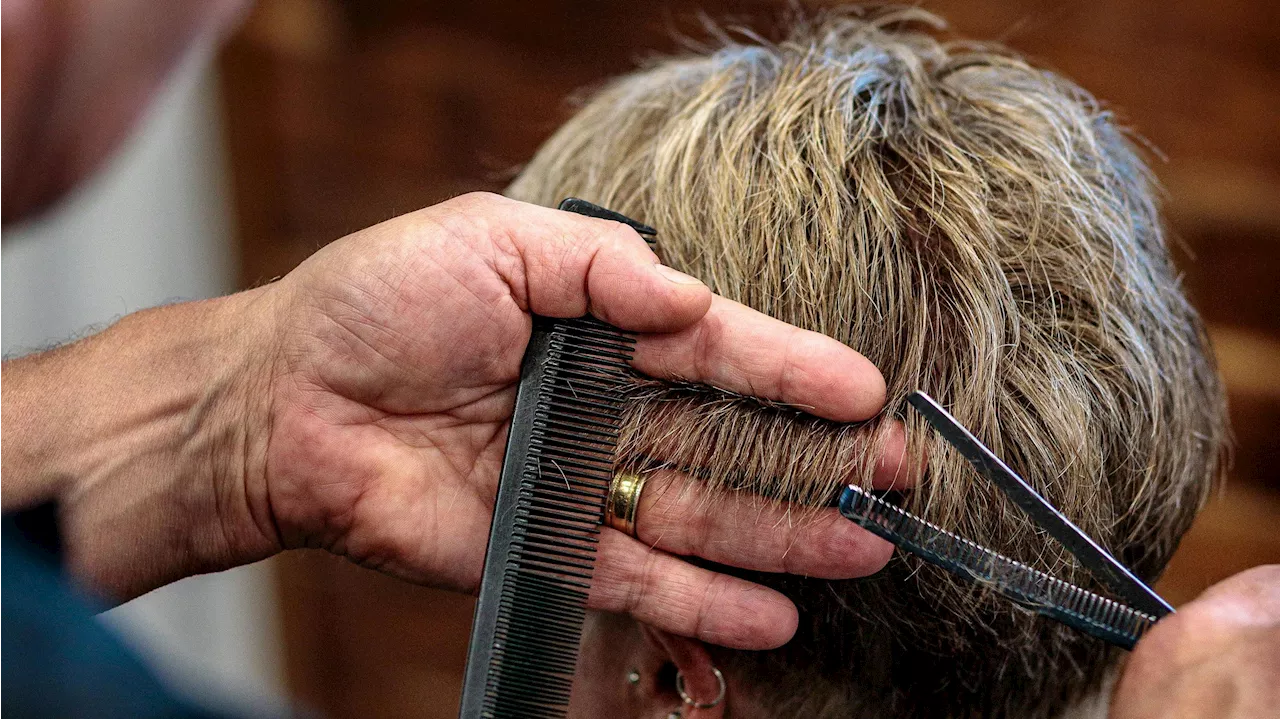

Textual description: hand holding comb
[458,199,906,717]
[458,200,656,718]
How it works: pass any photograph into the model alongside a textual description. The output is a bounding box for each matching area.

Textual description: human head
[1,0,248,223]
[509,8,1226,717]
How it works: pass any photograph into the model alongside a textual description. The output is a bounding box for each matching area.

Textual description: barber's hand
[250,193,905,649]
[1111,565,1280,719]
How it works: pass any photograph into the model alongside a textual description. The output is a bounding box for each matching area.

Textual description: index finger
[633,296,887,422]
[442,194,886,420]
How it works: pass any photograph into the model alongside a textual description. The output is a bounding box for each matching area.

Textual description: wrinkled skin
[259,193,900,649]
[1112,565,1280,718]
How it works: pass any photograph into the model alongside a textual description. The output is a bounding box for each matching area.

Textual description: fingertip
[653,263,705,287]
[863,534,896,573]
[845,350,888,421]
[586,247,712,333]
[649,263,714,328]
[719,587,798,650]
[764,601,801,649]
[872,420,921,490]
[798,334,887,422]
[803,509,896,575]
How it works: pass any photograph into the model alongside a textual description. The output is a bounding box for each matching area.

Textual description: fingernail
[654,263,704,286]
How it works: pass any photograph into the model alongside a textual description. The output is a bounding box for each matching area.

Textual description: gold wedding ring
[605,471,647,537]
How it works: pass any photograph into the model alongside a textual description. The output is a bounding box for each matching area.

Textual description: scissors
[838,391,1173,650]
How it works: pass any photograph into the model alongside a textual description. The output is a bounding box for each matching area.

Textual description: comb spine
[460,320,557,719]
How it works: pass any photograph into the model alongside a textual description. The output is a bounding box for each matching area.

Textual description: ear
[640,625,727,719]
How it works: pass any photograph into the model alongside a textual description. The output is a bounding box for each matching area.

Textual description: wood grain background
[217,2,1280,715]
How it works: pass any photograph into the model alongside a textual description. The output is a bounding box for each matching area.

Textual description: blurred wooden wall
[217,1,1280,716]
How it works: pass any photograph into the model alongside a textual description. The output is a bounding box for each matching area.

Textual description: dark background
[215,1,1280,716]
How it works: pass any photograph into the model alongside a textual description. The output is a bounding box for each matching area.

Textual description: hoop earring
[675,666,726,709]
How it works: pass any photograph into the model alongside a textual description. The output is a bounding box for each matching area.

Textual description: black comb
[458,200,642,718]
[838,485,1159,649]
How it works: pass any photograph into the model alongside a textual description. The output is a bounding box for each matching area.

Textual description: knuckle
[691,310,725,382]
[453,191,503,209]
[629,546,661,614]
[694,573,731,637]
[780,533,803,575]
[777,330,805,398]
[580,217,638,246]
[687,498,715,556]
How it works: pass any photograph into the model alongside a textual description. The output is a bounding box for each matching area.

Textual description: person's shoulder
[2,510,237,719]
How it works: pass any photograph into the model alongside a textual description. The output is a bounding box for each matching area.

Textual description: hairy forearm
[1,288,281,601]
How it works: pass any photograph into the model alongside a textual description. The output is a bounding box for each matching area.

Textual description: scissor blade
[906,391,1174,618]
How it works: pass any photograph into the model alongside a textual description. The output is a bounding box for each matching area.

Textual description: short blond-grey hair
[509,8,1226,717]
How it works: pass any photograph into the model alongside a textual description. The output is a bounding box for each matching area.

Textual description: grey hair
[509,7,1226,717]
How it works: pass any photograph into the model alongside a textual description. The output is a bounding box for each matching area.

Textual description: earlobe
[640,626,728,719]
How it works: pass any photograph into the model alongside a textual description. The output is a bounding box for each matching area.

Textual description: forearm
[1,288,281,601]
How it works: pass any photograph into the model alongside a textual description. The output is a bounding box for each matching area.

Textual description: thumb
[436,192,713,333]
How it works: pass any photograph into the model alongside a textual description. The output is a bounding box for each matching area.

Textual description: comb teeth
[462,316,635,718]
[838,485,1159,650]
